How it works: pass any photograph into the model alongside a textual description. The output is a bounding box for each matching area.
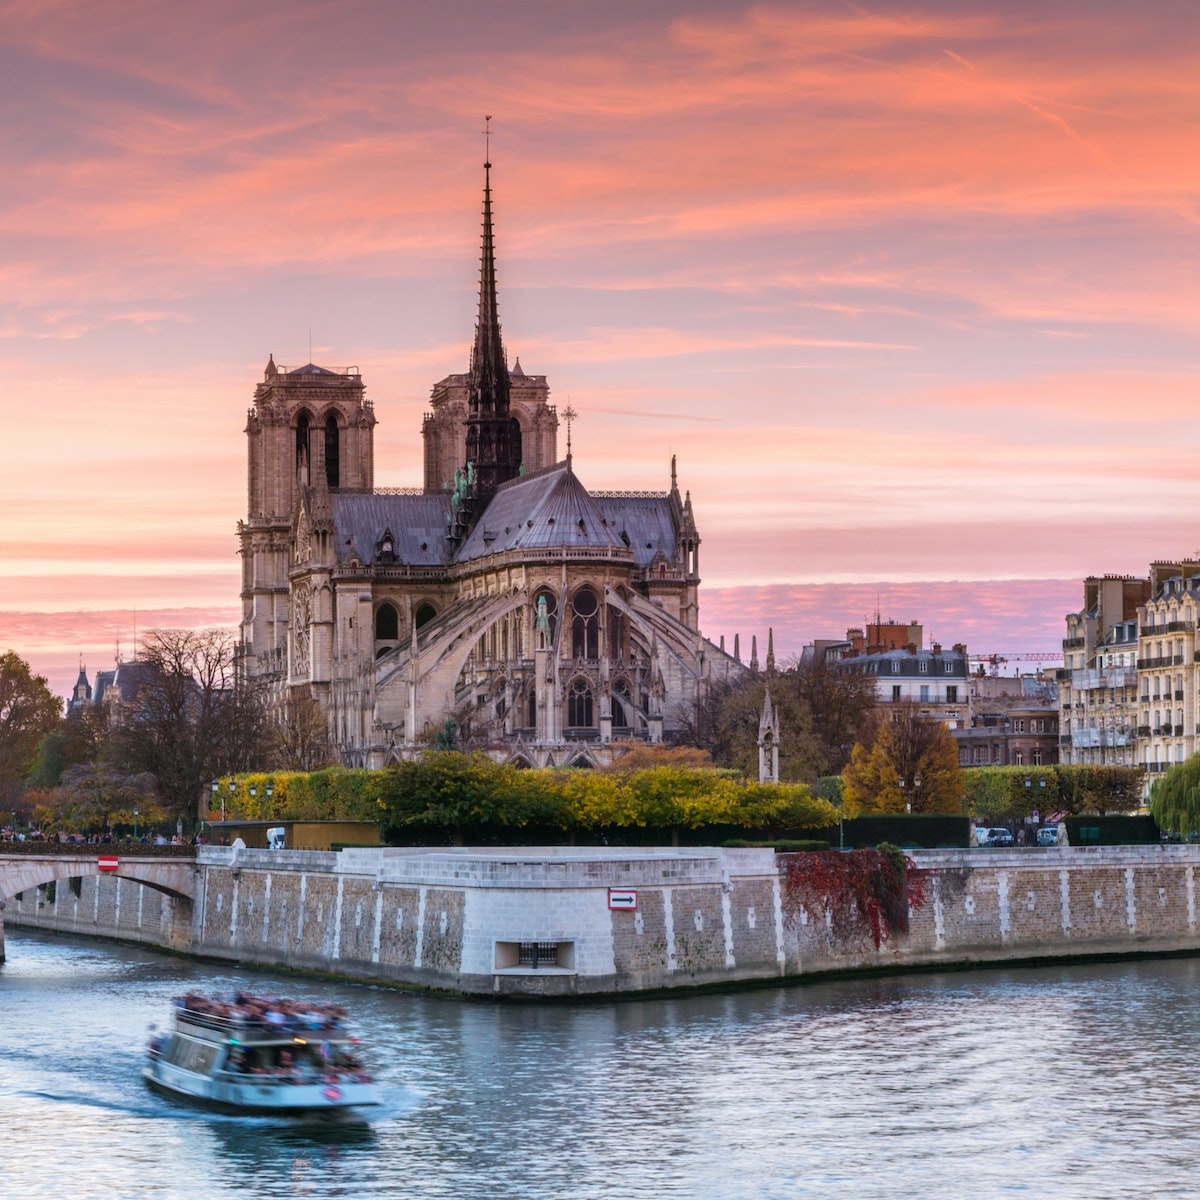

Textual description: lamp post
[211,780,219,824]
[133,806,139,842]
[227,779,236,823]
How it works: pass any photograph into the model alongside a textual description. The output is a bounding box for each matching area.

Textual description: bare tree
[270,690,335,771]
[107,629,269,829]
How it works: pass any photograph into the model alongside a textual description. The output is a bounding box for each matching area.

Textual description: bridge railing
[0,842,197,859]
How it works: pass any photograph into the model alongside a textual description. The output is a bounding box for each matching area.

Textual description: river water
[2,929,1198,1200]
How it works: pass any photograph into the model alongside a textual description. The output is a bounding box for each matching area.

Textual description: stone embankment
[5,844,1200,997]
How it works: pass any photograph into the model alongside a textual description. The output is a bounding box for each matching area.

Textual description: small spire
[733,633,740,662]
[749,635,759,673]
[670,453,678,493]
[562,403,578,468]
[265,353,277,378]
[766,627,775,675]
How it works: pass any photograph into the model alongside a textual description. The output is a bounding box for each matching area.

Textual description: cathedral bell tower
[239,356,376,680]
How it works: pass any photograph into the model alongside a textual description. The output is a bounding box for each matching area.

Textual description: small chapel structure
[237,158,742,767]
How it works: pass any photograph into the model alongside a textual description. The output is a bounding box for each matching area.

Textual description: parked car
[1036,826,1060,847]
[973,827,996,847]
[988,828,1015,847]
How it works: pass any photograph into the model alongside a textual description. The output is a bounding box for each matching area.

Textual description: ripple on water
[6,933,1200,1199]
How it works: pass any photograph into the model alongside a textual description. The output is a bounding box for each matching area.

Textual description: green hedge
[808,814,971,850]
[215,755,838,844]
[1064,815,1160,846]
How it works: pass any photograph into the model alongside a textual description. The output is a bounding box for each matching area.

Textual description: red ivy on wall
[779,847,928,950]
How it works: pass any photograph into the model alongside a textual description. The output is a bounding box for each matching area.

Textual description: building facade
[237,161,740,767]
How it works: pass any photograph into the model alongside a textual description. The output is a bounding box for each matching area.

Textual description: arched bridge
[0,847,199,962]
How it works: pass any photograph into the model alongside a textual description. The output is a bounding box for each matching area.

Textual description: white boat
[143,992,381,1116]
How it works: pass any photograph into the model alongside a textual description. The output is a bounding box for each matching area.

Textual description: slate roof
[456,461,630,562]
[590,495,678,568]
[330,493,451,566]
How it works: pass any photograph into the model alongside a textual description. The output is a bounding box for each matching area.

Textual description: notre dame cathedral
[237,159,741,767]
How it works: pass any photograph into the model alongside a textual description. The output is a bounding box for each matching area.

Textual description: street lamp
[227,778,236,823]
[211,780,219,824]
[133,806,139,842]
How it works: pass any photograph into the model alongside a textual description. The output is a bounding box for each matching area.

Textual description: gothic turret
[463,157,521,509]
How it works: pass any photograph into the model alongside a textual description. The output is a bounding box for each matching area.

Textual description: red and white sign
[323,1085,343,1103]
[97,855,119,872]
[608,889,638,911]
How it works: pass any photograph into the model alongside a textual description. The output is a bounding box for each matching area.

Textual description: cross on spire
[561,403,578,465]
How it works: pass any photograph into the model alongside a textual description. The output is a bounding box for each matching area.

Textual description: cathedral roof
[330,493,451,566]
[456,461,629,562]
[287,363,340,376]
[589,495,678,568]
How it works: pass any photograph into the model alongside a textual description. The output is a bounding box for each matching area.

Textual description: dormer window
[919,660,928,673]
[891,660,900,674]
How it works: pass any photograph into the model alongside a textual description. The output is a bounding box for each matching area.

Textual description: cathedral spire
[463,127,521,509]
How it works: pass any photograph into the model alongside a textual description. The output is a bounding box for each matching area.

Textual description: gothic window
[612,679,632,728]
[571,587,599,659]
[295,412,311,471]
[325,413,340,489]
[375,603,399,641]
[527,689,537,728]
[1014,750,1024,766]
[509,417,523,471]
[415,602,437,630]
[533,587,558,641]
[608,608,626,659]
[566,678,594,728]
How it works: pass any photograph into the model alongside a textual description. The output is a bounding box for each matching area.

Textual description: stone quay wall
[7,845,1200,997]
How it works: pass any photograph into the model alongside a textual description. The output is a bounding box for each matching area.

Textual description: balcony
[1176,725,1186,737]
[1062,637,1087,651]
[1137,725,1152,736]
[1137,655,1185,669]
[1055,668,1071,681]
[1140,621,1194,637]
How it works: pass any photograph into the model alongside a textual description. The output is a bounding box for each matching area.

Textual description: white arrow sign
[608,889,638,911]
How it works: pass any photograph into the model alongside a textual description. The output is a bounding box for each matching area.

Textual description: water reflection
[4,929,1200,1199]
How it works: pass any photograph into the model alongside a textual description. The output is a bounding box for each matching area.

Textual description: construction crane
[970,651,1063,675]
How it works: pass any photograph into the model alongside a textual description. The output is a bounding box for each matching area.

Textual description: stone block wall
[10,845,1200,999]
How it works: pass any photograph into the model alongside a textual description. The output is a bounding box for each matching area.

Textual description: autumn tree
[0,650,62,787]
[40,763,162,835]
[107,629,270,829]
[844,703,964,815]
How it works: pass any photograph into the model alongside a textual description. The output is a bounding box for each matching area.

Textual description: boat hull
[143,1065,381,1117]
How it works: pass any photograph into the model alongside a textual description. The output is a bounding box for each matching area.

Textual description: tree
[107,629,269,829]
[844,703,964,815]
[681,656,878,783]
[0,650,61,785]
[1150,755,1200,835]
[40,763,161,835]
[269,690,334,771]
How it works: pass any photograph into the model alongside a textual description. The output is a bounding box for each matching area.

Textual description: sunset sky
[4,0,1199,696]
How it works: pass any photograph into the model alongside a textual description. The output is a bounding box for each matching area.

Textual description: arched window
[566,678,594,728]
[509,416,523,472]
[533,587,558,641]
[375,603,399,641]
[325,413,340,489]
[415,602,437,630]
[608,607,626,660]
[527,689,537,728]
[611,679,632,728]
[571,587,599,659]
[295,412,311,470]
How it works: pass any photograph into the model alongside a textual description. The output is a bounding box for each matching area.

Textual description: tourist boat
[143,992,382,1116]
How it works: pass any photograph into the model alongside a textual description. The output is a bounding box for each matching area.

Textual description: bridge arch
[0,852,199,962]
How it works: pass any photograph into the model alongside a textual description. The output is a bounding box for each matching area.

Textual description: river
[2,928,1199,1199]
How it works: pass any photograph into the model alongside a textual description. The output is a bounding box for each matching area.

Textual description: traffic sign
[98,855,119,872]
[608,889,638,910]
